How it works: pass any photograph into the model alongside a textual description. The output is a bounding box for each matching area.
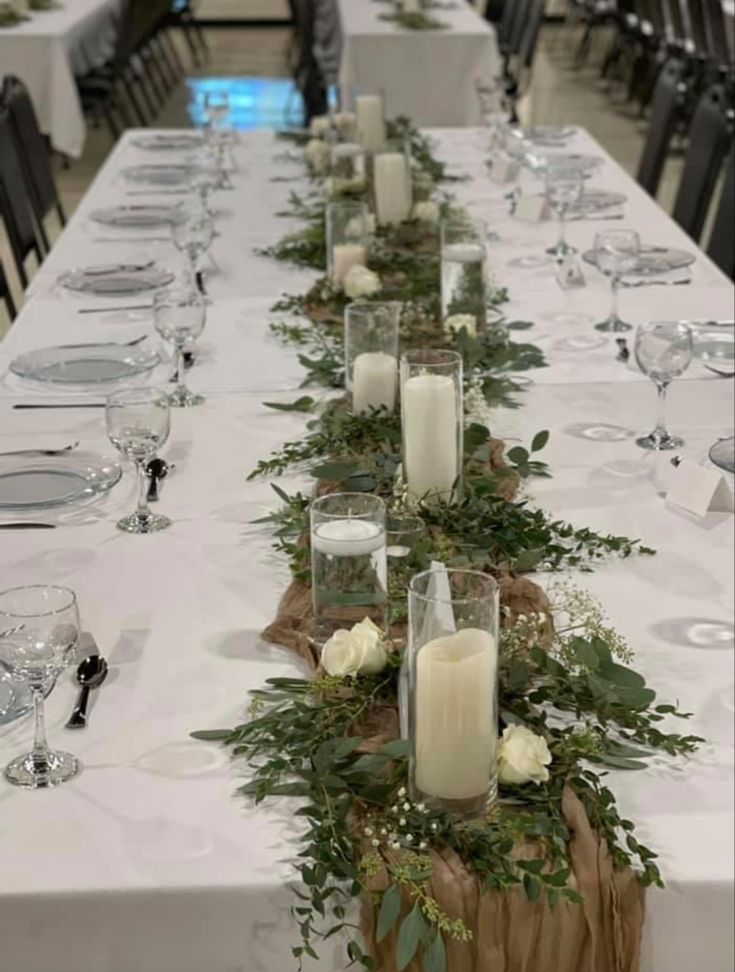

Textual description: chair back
[519,0,545,69]
[702,0,730,64]
[672,83,733,239]
[1,76,61,240]
[0,255,17,321]
[707,144,735,279]
[0,108,41,288]
[636,57,687,195]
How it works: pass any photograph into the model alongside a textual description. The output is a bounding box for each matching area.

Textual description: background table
[0,0,121,157]
[335,0,500,126]
[0,127,733,972]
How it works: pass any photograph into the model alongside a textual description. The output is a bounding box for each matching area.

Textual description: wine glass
[203,90,231,138]
[593,229,640,332]
[0,585,81,788]
[545,167,584,259]
[634,321,693,450]
[153,287,206,408]
[172,208,214,277]
[106,387,172,533]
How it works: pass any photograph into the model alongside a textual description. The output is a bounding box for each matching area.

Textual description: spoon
[65,655,109,729]
[146,457,174,502]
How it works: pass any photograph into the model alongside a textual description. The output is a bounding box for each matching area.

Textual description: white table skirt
[336,0,501,126]
[0,0,122,157]
[0,128,733,972]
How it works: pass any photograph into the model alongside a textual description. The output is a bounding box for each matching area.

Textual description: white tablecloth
[336,0,500,126]
[0,0,121,157]
[0,128,733,972]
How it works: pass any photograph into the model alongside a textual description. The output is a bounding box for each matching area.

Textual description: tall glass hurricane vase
[326,200,370,288]
[310,493,388,650]
[401,350,463,504]
[441,217,487,333]
[0,586,81,788]
[634,321,693,450]
[407,568,499,818]
[344,302,400,415]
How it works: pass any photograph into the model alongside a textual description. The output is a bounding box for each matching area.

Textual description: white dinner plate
[10,344,161,385]
[58,264,175,295]
[121,164,194,186]
[0,453,122,511]
[90,205,188,228]
[132,133,205,152]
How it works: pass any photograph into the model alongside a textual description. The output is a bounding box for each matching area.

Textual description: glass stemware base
[595,316,632,333]
[116,510,171,534]
[5,748,80,788]
[546,241,576,258]
[636,430,684,451]
[167,387,204,408]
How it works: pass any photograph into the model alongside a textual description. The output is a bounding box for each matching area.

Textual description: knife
[0,523,56,530]
[12,403,106,410]
[77,304,152,314]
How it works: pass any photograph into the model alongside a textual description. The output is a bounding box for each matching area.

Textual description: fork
[57,336,147,349]
[0,441,79,457]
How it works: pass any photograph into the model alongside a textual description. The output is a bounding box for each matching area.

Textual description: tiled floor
[0,23,694,332]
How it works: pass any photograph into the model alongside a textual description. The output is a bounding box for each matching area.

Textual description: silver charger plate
[709,437,735,474]
[572,190,627,214]
[10,344,161,385]
[59,265,175,295]
[90,205,188,228]
[0,453,122,511]
[121,164,194,186]
[528,126,576,144]
[691,324,734,371]
[133,133,205,152]
[582,245,696,276]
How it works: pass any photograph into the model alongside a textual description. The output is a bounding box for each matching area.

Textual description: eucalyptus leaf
[396,902,425,971]
[423,932,447,972]
[263,396,316,413]
[377,884,402,942]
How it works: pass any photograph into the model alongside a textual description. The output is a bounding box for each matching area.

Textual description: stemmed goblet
[106,387,172,533]
[172,208,215,277]
[634,321,693,450]
[0,585,81,788]
[545,167,584,259]
[594,229,640,332]
[203,90,231,140]
[154,286,206,408]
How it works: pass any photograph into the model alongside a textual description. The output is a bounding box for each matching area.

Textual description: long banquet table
[335,0,500,127]
[0,126,733,972]
[0,0,121,157]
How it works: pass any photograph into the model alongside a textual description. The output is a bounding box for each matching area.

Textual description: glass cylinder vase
[326,200,370,287]
[330,142,367,195]
[310,492,388,649]
[440,217,488,333]
[400,349,463,504]
[345,302,400,415]
[407,567,499,817]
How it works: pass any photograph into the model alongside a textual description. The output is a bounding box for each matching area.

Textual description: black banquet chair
[0,256,17,322]
[635,57,688,198]
[707,146,735,280]
[1,75,66,255]
[0,107,44,289]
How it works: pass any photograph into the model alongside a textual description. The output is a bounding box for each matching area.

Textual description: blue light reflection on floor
[187,77,304,131]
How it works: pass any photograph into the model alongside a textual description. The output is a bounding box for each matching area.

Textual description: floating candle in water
[332,243,367,285]
[352,351,397,414]
[402,373,458,500]
[414,628,497,801]
[312,518,385,557]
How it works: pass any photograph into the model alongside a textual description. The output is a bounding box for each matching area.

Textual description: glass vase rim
[326,198,368,214]
[636,320,693,334]
[345,299,402,315]
[106,385,170,406]
[310,491,387,519]
[153,285,205,305]
[0,584,78,619]
[409,568,498,604]
[401,348,462,367]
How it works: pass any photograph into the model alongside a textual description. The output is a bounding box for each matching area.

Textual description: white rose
[497,725,552,786]
[309,115,331,137]
[444,313,477,337]
[305,138,330,174]
[411,200,440,224]
[343,265,381,299]
[321,617,387,677]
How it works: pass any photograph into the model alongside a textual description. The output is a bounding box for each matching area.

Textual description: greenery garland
[194,122,700,972]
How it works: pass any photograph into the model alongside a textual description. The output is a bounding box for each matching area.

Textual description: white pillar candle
[415,628,497,800]
[355,95,386,154]
[332,243,367,285]
[402,373,458,500]
[352,352,397,414]
[312,518,385,556]
[374,153,412,226]
[402,0,421,12]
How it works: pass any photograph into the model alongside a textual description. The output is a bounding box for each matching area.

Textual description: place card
[488,156,520,184]
[555,256,586,289]
[666,459,734,517]
[513,193,549,222]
